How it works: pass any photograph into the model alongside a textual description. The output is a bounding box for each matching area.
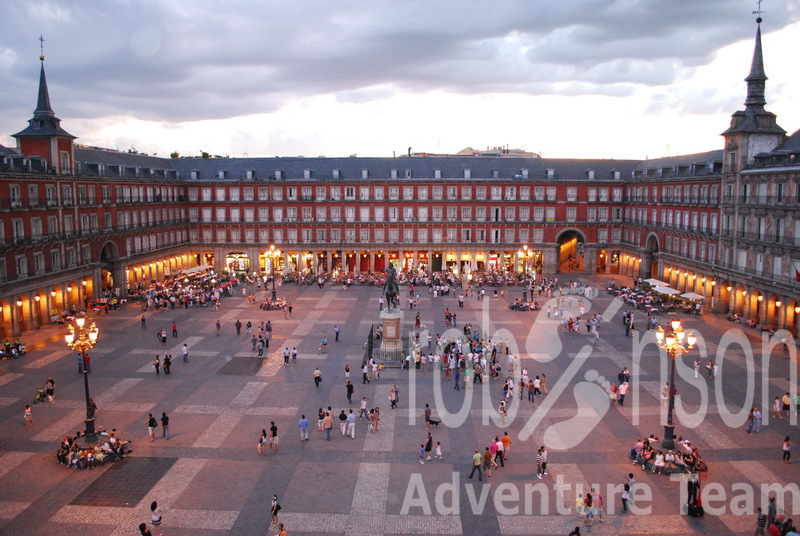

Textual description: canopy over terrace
[182,265,214,275]
[644,278,670,287]
[653,285,680,295]
[681,292,705,300]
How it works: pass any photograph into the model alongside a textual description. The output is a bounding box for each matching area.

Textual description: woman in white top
[652,452,666,474]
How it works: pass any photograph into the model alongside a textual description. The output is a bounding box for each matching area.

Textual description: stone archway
[555,229,586,273]
[644,234,659,279]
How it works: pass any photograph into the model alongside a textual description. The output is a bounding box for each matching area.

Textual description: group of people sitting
[629,435,706,474]
[56,428,131,469]
[508,299,540,311]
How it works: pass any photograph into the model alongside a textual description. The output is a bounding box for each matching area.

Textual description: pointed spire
[35,60,55,117]
[744,18,767,109]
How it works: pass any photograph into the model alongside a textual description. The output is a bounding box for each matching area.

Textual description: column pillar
[584,246,598,275]
[10,298,21,336]
[30,294,40,330]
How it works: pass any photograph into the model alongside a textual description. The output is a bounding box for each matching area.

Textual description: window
[301,186,312,200]
[229,188,240,202]
[359,207,370,222]
[258,187,269,201]
[403,228,414,242]
[12,219,24,243]
[546,187,557,201]
[388,228,399,243]
[505,186,516,201]
[504,207,515,221]
[374,187,384,201]
[216,207,226,222]
[418,187,428,201]
[475,207,486,222]
[287,187,297,201]
[403,207,414,222]
[316,186,327,201]
[345,207,355,222]
[460,207,471,221]
[360,229,370,243]
[50,250,60,272]
[567,187,577,202]
[330,187,341,201]
[587,188,597,202]
[533,207,544,222]
[345,187,356,200]
[272,187,283,201]
[461,229,472,242]
[16,255,28,278]
[476,186,486,200]
[417,207,428,222]
[519,207,530,221]
[331,207,341,221]
[302,207,312,222]
[520,187,530,201]
[316,206,327,222]
[244,187,254,201]
[534,187,544,201]
[403,186,414,200]
[418,228,428,243]
[245,208,255,222]
[491,187,502,200]
[273,207,283,222]
[374,207,384,222]
[433,186,443,200]
[259,207,269,222]
[460,186,471,200]
[215,187,226,201]
[432,207,443,221]
[545,207,555,222]
[561,206,578,223]
[389,187,399,200]
[360,187,370,201]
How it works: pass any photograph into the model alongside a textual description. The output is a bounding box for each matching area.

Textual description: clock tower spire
[12,40,77,175]
[721,16,785,172]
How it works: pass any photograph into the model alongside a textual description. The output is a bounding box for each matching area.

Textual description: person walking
[24,404,32,427]
[338,410,348,436]
[298,414,309,441]
[146,413,157,441]
[323,411,333,440]
[389,387,397,409]
[258,429,268,454]
[334,325,341,341]
[346,380,354,403]
[755,507,767,536]
[347,409,356,439]
[621,483,630,513]
[235,319,242,336]
[150,501,162,527]
[454,369,461,390]
[283,347,290,365]
[141,315,146,330]
[215,319,221,336]
[359,397,369,419]
[182,343,189,363]
[783,436,791,464]
[163,355,172,375]
[172,322,178,337]
[270,495,281,526]
[468,449,483,481]
[153,356,161,375]
[424,432,433,461]
[291,347,297,364]
[160,412,170,439]
[269,421,279,450]
[314,368,322,388]
[362,363,370,384]
[618,381,629,406]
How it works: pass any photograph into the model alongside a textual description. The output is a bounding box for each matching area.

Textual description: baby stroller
[34,389,47,404]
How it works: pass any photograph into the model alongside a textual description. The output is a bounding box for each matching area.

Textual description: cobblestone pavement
[0,275,797,535]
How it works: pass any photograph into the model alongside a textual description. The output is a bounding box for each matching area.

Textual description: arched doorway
[99,241,119,292]
[225,252,250,274]
[556,229,585,273]
[645,234,659,279]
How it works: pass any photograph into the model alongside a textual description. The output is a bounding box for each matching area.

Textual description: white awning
[183,264,213,275]
[653,286,680,295]
[644,278,670,287]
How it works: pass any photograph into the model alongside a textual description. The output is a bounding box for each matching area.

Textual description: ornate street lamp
[65,316,99,444]
[519,245,533,302]
[655,319,696,450]
[269,245,282,301]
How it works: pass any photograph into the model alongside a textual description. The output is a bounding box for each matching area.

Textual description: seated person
[57,442,71,465]
[100,441,120,462]
[747,318,757,328]
[652,451,666,474]
[664,450,680,472]
[85,450,95,469]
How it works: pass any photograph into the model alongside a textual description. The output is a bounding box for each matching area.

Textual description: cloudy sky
[1,0,798,160]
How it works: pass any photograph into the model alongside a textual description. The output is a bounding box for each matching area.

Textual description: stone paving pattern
[0,274,797,535]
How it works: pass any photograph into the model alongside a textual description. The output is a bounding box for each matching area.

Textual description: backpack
[584,494,592,508]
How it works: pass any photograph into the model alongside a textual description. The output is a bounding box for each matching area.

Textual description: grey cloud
[0,0,796,133]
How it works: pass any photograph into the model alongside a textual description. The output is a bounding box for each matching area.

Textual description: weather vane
[39,34,45,60]
[753,0,765,17]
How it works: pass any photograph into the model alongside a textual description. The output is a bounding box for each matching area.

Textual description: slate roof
[167,155,640,182]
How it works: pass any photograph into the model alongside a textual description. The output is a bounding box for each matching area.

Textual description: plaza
[0,274,796,535]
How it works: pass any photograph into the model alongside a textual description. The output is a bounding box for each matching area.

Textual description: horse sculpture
[383,263,400,312]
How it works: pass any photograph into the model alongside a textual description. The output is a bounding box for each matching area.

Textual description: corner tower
[721,18,785,173]
[12,53,76,174]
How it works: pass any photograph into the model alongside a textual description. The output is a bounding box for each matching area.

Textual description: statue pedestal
[378,309,404,365]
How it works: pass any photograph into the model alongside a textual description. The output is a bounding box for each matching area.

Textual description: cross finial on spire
[753,0,765,17]
[38,35,45,60]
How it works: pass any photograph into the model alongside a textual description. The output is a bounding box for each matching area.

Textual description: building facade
[1,21,798,337]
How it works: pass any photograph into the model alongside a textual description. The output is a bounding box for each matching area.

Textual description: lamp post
[519,245,533,302]
[269,245,281,301]
[65,316,99,444]
[655,319,696,450]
